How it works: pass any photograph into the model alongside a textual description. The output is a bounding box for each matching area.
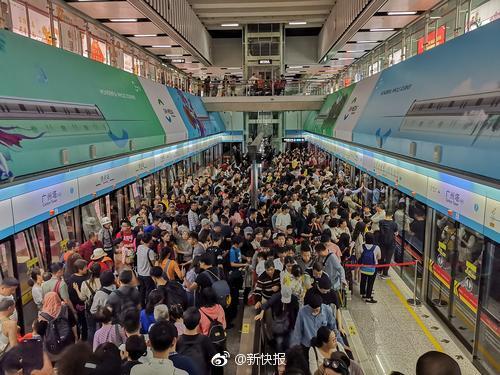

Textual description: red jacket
[78,240,103,262]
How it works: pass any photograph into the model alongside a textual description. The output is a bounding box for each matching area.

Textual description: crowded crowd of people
[0,146,463,375]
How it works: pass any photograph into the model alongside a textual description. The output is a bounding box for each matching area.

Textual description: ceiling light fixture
[387,11,417,16]
[370,28,395,32]
[430,16,442,19]
[354,40,380,43]
[289,21,307,25]
[109,18,137,22]
[151,45,172,48]
[221,23,239,27]
[289,66,303,69]
[227,67,240,70]
[164,54,183,57]
[133,34,157,37]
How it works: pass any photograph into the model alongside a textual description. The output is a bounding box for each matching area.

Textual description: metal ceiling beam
[317,0,387,63]
[128,0,213,66]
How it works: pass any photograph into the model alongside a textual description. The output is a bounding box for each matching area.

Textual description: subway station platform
[344,269,480,375]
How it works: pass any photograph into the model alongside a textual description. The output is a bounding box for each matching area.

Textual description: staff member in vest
[359,232,381,304]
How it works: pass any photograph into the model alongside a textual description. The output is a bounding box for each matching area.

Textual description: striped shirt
[254,270,281,303]
[93,323,127,350]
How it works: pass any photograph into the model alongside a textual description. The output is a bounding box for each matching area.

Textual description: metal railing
[199,79,331,97]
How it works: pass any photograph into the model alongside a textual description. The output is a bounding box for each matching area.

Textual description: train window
[19,104,26,111]
[428,103,434,109]
[475,98,483,106]
[449,101,455,107]
[50,106,57,112]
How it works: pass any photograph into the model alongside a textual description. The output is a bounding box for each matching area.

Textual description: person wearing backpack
[378,211,398,279]
[93,306,127,350]
[73,262,101,342]
[90,270,116,315]
[38,291,76,362]
[107,269,141,324]
[189,254,230,309]
[136,233,158,307]
[177,307,217,375]
[359,232,381,303]
[150,267,188,309]
[199,287,227,350]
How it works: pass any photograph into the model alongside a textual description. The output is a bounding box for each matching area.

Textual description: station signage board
[258,59,272,65]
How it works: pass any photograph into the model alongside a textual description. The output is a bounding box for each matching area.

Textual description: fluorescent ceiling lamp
[387,11,417,16]
[221,23,239,27]
[164,54,183,57]
[289,21,307,25]
[337,57,355,60]
[370,28,395,31]
[227,67,240,70]
[151,45,172,48]
[430,16,442,19]
[289,65,303,69]
[355,40,379,43]
[344,50,361,53]
[109,18,137,22]
[134,34,157,37]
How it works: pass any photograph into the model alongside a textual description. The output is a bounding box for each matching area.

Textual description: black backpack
[84,280,97,313]
[114,289,138,322]
[201,309,227,350]
[40,305,74,355]
[177,335,207,373]
[165,281,188,309]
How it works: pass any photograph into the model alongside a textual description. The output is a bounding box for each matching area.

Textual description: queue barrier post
[407,260,421,306]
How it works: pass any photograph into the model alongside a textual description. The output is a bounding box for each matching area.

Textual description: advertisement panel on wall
[0,29,164,181]
[139,77,188,144]
[334,74,379,142]
[305,86,356,137]
[167,87,225,138]
[352,20,500,180]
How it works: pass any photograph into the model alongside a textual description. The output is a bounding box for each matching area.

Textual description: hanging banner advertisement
[90,37,107,63]
[10,0,28,36]
[138,77,188,144]
[417,25,446,54]
[334,74,379,142]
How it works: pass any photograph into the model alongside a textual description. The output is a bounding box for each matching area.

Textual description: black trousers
[379,244,395,276]
[138,275,155,307]
[360,273,376,299]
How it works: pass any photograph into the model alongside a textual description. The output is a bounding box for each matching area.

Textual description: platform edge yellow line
[387,279,444,352]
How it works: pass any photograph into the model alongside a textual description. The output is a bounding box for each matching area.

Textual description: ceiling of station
[67,0,444,87]
[67,0,198,72]
[324,0,442,76]
[187,0,336,30]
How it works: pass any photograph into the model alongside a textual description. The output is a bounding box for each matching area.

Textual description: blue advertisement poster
[167,87,225,138]
[353,20,500,180]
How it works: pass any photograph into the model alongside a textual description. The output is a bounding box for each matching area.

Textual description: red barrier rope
[344,261,417,268]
